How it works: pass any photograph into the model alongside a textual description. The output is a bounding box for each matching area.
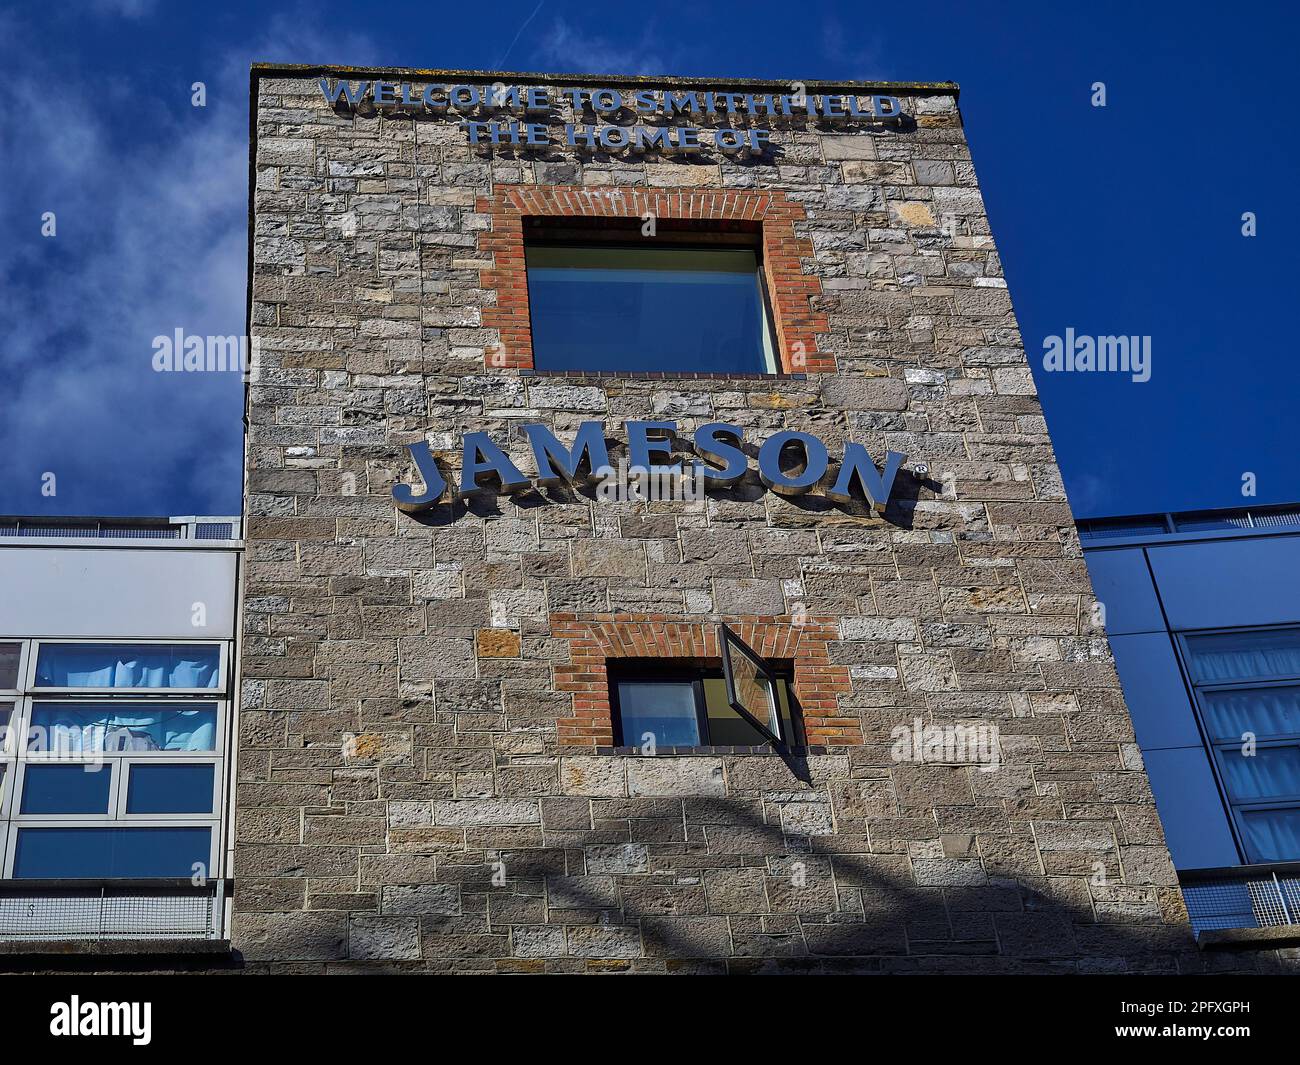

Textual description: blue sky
[1,0,1295,520]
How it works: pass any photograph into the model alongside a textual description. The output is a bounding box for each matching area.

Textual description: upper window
[525,242,777,375]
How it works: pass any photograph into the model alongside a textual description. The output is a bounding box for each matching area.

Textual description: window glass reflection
[526,245,776,375]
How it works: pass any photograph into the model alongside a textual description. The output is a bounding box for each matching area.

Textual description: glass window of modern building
[1080,504,1300,942]
[1182,629,1300,863]
[8,642,226,878]
[0,516,240,947]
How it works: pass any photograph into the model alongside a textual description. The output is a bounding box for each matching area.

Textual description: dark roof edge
[1077,502,1300,523]
[250,62,960,98]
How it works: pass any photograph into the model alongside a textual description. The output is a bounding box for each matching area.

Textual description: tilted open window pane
[29,703,218,753]
[721,624,782,744]
[609,651,798,751]
[702,677,797,746]
[526,244,777,375]
[34,643,221,689]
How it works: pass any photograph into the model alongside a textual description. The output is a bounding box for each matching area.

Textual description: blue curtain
[1240,809,1300,863]
[1185,630,1300,684]
[29,703,217,752]
[35,644,219,689]
[1202,687,1300,741]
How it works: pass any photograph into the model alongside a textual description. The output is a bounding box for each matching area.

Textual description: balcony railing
[0,879,225,944]
[0,516,241,542]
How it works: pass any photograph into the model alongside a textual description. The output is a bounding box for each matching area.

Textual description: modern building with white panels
[0,515,240,953]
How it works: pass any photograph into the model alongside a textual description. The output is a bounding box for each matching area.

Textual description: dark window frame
[608,658,803,753]
[521,225,781,376]
[720,622,782,746]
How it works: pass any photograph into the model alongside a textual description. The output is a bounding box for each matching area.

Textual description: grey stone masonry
[238,66,1281,973]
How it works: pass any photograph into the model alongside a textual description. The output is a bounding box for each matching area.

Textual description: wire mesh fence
[1182,871,1300,936]
[0,886,219,941]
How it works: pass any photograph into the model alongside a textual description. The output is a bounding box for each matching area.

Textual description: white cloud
[0,13,381,516]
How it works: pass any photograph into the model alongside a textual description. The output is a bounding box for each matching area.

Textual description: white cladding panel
[0,547,237,639]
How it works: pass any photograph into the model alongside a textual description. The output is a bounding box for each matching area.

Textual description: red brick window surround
[550,614,859,750]
[477,186,833,374]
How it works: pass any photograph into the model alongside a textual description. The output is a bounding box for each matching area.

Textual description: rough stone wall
[238,70,1255,973]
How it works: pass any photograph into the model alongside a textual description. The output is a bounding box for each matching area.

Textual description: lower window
[611,666,800,749]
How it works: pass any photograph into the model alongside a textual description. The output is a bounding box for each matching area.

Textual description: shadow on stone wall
[212,767,1297,975]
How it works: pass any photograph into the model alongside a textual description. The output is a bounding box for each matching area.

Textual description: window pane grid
[0,638,228,882]
[1184,627,1300,864]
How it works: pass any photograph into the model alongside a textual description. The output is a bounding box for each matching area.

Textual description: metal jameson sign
[319,80,907,155]
[393,421,908,513]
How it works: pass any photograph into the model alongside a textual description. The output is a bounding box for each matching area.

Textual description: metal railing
[0,516,240,542]
[0,879,225,943]
[1079,505,1300,543]
[1180,867,1300,937]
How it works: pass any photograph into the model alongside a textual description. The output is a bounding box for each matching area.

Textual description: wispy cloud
[530,16,676,76]
[89,0,159,18]
[820,18,891,81]
[495,0,547,70]
[0,12,379,516]
[1063,472,1113,518]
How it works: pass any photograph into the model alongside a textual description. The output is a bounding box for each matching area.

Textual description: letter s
[692,423,747,487]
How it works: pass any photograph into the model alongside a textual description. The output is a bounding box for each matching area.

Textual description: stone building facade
[239,64,1222,973]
